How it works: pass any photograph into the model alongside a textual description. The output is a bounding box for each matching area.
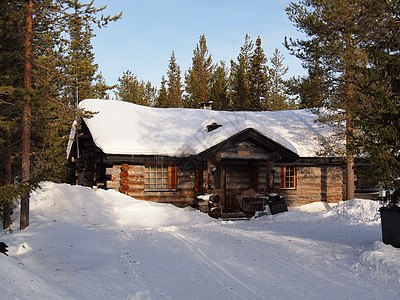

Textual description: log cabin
[67,99,346,215]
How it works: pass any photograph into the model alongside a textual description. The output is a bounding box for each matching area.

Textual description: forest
[0,0,399,229]
[116,34,296,112]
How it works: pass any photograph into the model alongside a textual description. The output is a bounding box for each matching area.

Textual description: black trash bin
[380,206,400,248]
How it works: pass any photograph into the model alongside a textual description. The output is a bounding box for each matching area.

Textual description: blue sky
[92,0,306,89]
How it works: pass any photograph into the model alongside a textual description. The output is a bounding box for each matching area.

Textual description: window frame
[280,165,297,190]
[144,163,177,192]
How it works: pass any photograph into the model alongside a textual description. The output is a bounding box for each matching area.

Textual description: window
[281,165,296,189]
[145,164,177,191]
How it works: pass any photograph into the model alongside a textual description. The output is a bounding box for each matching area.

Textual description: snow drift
[1,182,399,299]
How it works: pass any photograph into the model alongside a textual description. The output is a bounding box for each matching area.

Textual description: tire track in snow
[170,231,266,300]
[101,230,171,300]
[219,225,380,299]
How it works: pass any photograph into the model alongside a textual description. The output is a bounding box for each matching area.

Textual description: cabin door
[224,162,253,212]
[213,163,226,208]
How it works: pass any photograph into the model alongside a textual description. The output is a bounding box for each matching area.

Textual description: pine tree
[32,1,120,186]
[0,0,63,229]
[31,0,120,186]
[269,48,290,110]
[0,0,26,195]
[0,0,120,229]
[62,0,121,105]
[230,34,253,111]
[93,72,114,99]
[0,0,26,228]
[352,0,400,193]
[116,70,155,106]
[210,61,229,110]
[155,76,168,107]
[248,36,270,111]
[143,81,157,106]
[286,0,371,200]
[291,61,328,109]
[20,0,34,229]
[184,34,213,108]
[167,51,183,107]
[116,70,141,104]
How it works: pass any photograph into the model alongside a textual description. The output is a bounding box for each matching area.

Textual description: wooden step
[220,212,250,220]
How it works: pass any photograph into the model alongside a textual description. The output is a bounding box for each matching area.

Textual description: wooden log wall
[275,164,345,206]
[74,125,106,188]
[256,163,268,193]
[223,161,270,197]
[105,163,195,207]
[225,162,252,199]
[102,159,345,208]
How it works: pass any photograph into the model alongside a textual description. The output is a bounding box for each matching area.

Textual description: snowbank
[1,182,399,299]
[29,182,213,229]
[320,199,382,225]
[360,241,400,280]
[257,199,382,226]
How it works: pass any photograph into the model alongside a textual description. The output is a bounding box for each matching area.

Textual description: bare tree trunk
[346,109,355,200]
[345,83,355,200]
[346,153,355,200]
[344,29,357,201]
[20,0,33,230]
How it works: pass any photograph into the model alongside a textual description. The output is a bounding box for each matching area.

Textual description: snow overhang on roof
[66,119,78,160]
[75,99,333,158]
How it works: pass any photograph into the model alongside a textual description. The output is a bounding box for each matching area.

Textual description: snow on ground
[290,201,336,213]
[1,182,400,299]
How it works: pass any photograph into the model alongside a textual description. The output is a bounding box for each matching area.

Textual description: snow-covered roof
[75,99,332,158]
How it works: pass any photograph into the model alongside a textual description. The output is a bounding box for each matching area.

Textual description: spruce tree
[184,34,213,108]
[269,48,290,110]
[143,81,157,106]
[210,61,229,110]
[167,51,183,107]
[230,34,253,111]
[155,76,168,107]
[248,36,270,111]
